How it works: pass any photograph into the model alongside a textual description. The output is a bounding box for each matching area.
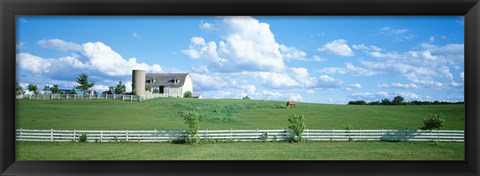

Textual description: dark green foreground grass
[16,98,464,130]
[17,141,464,160]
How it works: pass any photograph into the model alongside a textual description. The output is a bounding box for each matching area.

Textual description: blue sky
[16,16,464,104]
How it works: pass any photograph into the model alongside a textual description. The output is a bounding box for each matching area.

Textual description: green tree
[43,85,51,94]
[75,73,95,95]
[50,85,60,94]
[152,88,160,94]
[288,113,306,142]
[183,91,192,98]
[183,111,200,144]
[71,88,77,95]
[114,81,126,94]
[145,85,152,92]
[420,113,445,130]
[381,98,391,105]
[16,82,25,95]
[393,96,405,105]
[27,84,39,95]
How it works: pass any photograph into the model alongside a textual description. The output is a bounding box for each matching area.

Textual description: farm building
[132,70,194,98]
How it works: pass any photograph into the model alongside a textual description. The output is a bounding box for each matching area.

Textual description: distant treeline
[348,96,464,105]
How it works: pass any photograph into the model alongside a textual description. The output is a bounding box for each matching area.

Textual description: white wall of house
[182,74,194,96]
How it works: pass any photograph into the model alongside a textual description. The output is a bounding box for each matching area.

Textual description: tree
[288,113,306,142]
[393,96,404,105]
[16,82,25,95]
[420,113,445,130]
[152,88,160,94]
[75,73,94,95]
[381,98,391,105]
[43,85,51,94]
[114,81,126,94]
[27,84,39,95]
[145,85,152,92]
[183,91,192,98]
[71,88,77,95]
[50,85,60,94]
[183,111,200,144]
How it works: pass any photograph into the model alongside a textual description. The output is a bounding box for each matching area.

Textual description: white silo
[132,70,146,96]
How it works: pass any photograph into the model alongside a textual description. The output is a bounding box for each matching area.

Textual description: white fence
[23,94,164,101]
[16,129,464,143]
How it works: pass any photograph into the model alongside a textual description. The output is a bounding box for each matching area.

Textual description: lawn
[15,98,464,160]
[16,141,464,160]
[16,98,464,130]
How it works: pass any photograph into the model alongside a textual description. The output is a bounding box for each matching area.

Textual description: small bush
[288,113,306,142]
[183,111,200,144]
[79,133,87,142]
[183,91,192,98]
[420,113,445,130]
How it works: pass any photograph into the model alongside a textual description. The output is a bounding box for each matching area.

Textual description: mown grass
[16,141,464,160]
[16,98,464,130]
[15,98,465,160]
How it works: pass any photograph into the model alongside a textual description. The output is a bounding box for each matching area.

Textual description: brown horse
[286,101,296,108]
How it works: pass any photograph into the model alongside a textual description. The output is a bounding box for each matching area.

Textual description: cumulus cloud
[132,32,141,39]
[350,91,430,101]
[376,26,416,41]
[183,17,287,72]
[378,83,420,89]
[37,39,83,52]
[18,39,163,92]
[318,39,354,56]
[320,63,377,76]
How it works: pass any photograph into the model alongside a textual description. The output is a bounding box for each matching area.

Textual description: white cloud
[437,66,453,80]
[460,72,464,81]
[377,27,416,41]
[318,39,354,56]
[183,17,286,72]
[311,55,327,62]
[132,32,141,39]
[319,63,376,76]
[254,72,300,88]
[200,23,213,30]
[16,53,53,73]
[350,91,430,101]
[37,39,83,52]
[317,75,344,88]
[82,42,162,76]
[349,83,362,89]
[378,83,420,89]
[280,45,307,60]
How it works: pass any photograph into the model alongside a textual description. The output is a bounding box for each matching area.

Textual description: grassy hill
[16,98,464,130]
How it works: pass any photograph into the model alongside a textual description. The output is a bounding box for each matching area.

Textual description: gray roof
[145,73,190,87]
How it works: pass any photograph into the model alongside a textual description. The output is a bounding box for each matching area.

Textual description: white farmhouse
[132,70,194,98]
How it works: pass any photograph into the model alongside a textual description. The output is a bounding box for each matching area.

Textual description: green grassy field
[17,141,464,160]
[16,98,464,160]
[16,98,464,130]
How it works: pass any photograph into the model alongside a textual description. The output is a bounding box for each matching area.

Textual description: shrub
[242,95,251,100]
[288,113,306,142]
[183,111,200,144]
[183,91,192,98]
[79,133,87,142]
[420,113,445,130]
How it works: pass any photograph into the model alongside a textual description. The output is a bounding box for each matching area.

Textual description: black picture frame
[1,0,479,175]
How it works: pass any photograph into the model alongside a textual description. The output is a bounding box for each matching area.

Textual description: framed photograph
[1,0,479,175]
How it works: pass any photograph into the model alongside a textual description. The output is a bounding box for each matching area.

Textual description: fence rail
[21,94,164,101]
[16,129,464,143]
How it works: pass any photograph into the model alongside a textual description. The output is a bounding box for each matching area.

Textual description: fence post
[29,94,32,100]
[100,130,103,142]
[331,128,334,141]
[74,129,76,142]
[19,128,23,141]
[126,130,129,142]
[130,95,133,102]
[50,129,54,142]
[154,129,157,142]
